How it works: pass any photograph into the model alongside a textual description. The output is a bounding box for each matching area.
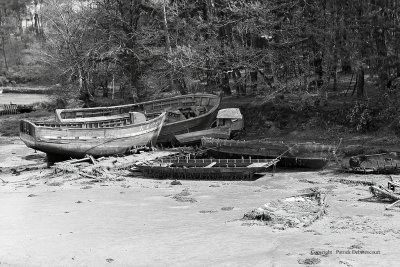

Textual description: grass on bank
[0,110,53,136]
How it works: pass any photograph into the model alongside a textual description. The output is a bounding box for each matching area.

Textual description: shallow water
[0,93,49,105]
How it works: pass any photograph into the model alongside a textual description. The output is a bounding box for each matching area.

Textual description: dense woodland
[2,0,400,128]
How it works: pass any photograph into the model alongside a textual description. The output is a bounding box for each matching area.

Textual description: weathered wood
[388,180,400,190]
[174,126,231,145]
[56,157,91,165]
[20,112,166,158]
[385,199,400,210]
[201,137,330,169]
[135,158,278,180]
[204,162,217,168]
[0,104,18,116]
[88,155,97,165]
[78,172,98,179]
[370,185,400,200]
[54,94,221,144]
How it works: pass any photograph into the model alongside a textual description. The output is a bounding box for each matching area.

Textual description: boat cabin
[216,108,243,131]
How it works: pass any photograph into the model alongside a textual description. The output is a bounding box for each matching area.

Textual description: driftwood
[370,185,400,201]
[78,172,98,179]
[60,157,92,165]
[88,155,97,165]
[2,163,47,175]
[385,200,400,210]
[388,180,400,191]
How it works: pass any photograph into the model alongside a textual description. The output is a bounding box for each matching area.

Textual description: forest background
[1,0,400,139]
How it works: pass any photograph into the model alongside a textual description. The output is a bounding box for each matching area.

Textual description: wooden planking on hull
[201,138,331,169]
[20,112,166,158]
[54,94,221,145]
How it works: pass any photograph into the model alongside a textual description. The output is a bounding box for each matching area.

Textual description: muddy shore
[0,138,398,266]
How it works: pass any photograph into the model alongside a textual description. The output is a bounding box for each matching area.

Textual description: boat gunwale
[21,112,166,131]
[55,94,219,121]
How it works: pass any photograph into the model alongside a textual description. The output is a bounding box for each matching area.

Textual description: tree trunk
[250,70,257,94]
[233,69,245,96]
[221,72,231,95]
[102,80,109,97]
[162,3,171,54]
[1,37,8,71]
[356,68,365,98]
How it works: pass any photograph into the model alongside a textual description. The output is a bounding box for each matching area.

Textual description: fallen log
[370,185,400,201]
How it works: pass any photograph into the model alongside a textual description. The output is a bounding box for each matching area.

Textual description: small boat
[20,112,166,160]
[201,138,334,169]
[173,126,231,146]
[135,158,279,180]
[173,108,244,146]
[346,152,400,174]
[55,94,221,144]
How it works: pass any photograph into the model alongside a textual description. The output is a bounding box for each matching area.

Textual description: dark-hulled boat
[201,137,334,169]
[55,94,221,144]
[135,158,279,180]
[20,112,166,160]
[173,126,231,146]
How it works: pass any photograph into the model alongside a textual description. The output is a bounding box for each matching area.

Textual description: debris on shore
[50,150,179,183]
[243,190,327,229]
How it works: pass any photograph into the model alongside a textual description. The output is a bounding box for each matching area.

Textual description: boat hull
[20,113,165,159]
[173,126,231,146]
[55,94,221,145]
[201,138,330,169]
[136,165,265,181]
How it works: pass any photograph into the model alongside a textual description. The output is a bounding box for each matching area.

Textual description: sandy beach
[0,138,398,267]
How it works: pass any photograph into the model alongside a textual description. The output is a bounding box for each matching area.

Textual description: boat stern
[19,119,37,149]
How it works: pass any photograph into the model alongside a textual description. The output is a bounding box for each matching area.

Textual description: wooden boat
[346,153,400,174]
[173,108,244,145]
[20,112,166,160]
[173,126,231,146]
[201,137,333,169]
[54,94,221,144]
[135,158,279,180]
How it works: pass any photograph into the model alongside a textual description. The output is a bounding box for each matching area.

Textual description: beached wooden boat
[173,126,231,146]
[20,112,166,160]
[173,108,244,145]
[201,137,333,169]
[135,158,279,180]
[55,94,221,144]
[346,153,400,174]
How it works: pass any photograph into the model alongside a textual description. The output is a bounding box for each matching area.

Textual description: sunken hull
[201,138,332,169]
[20,113,166,159]
[55,94,221,145]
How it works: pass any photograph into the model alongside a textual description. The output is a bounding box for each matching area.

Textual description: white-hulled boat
[20,111,166,160]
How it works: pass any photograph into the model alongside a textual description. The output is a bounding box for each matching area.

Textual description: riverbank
[0,140,398,266]
[0,86,51,94]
